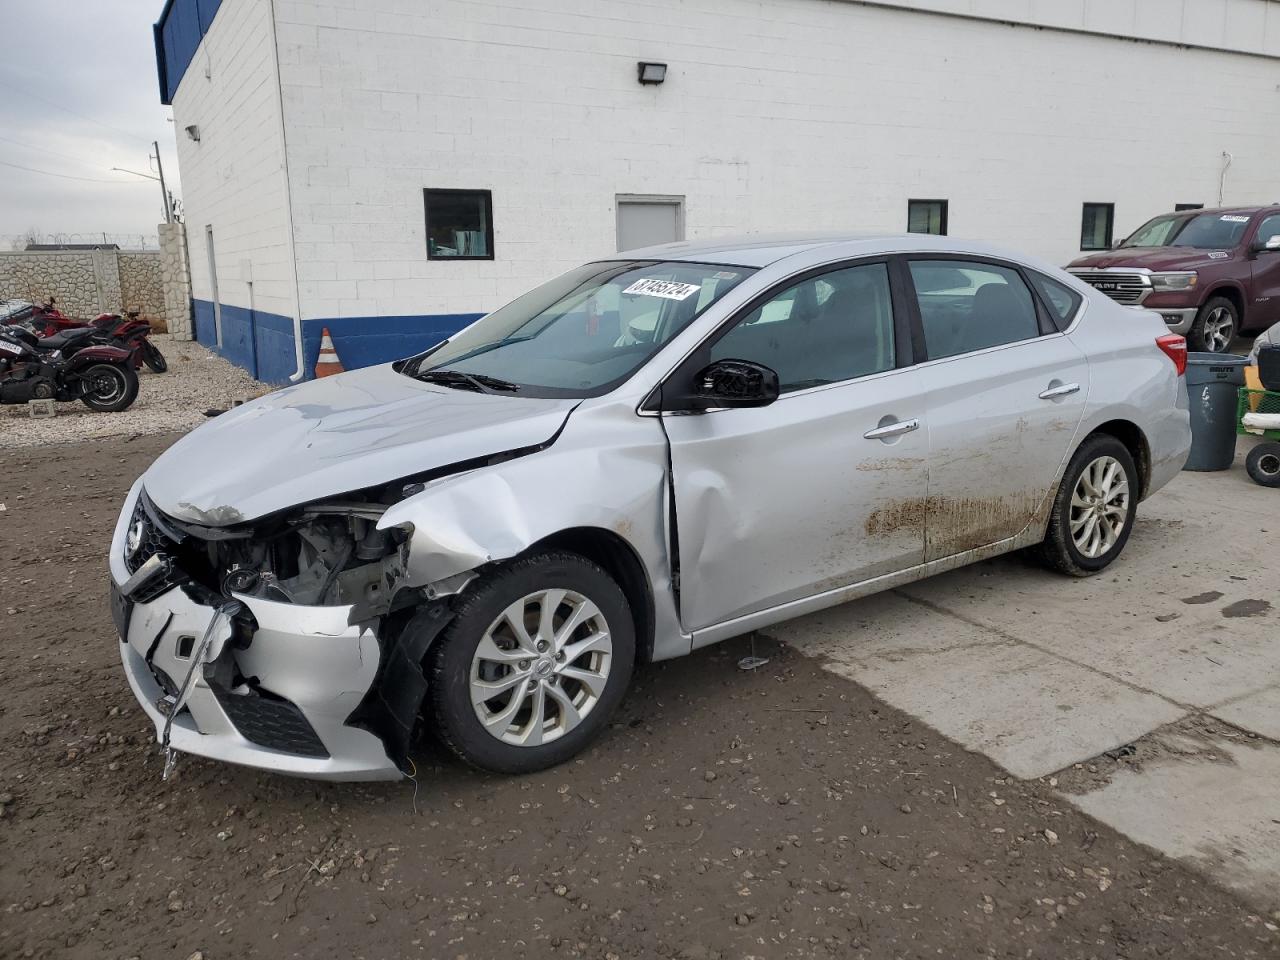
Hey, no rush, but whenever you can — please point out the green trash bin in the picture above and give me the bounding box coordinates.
[1184,352,1249,471]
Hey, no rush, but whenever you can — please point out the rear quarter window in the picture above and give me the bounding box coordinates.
[1028,273,1083,330]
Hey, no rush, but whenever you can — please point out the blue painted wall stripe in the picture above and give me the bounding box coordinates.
[191,299,478,382]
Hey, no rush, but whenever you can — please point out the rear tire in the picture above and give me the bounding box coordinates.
[1246,441,1280,487]
[429,551,634,774]
[78,363,139,412]
[1188,296,1238,354]
[142,340,167,373]
[1036,434,1138,577]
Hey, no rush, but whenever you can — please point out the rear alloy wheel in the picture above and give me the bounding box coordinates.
[1189,296,1237,353]
[429,551,634,774]
[1036,434,1137,576]
[79,363,139,412]
[1246,441,1280,487]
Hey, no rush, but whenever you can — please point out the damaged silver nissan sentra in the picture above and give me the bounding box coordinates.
[109,234,1191,781]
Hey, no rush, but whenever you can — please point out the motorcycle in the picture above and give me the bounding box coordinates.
[20,298,167,373]
[0,325,139,412]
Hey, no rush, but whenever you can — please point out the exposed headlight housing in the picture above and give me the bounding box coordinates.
[1150,271,1198,292]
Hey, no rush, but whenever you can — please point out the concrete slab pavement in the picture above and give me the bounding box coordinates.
[771,439,1280,912]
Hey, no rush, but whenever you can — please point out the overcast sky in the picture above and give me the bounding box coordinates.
[0,0,181,248]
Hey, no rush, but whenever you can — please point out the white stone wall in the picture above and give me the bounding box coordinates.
[169,0,296,320]
[159,222,194,339]
[0,252,100,315]
[260,0,1280,321]
[119,252,165,318]
[0,250,162,318]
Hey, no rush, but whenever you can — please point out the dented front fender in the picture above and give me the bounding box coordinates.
[377,402,690,661]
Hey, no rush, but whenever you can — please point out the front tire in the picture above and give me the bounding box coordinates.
[1036,434,1138,577]
[1188,296,1238,354]
[142,340,167,373]
[1246,441,1280,487]
[429,551,635,774]
[78,363,139,412]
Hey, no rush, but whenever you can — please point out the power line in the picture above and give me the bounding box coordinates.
[0,77,154,145]
[0,133,98,167]
[0,159,144,184]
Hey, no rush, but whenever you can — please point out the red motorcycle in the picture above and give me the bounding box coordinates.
[0,325,139,412]
[21,298,167,373]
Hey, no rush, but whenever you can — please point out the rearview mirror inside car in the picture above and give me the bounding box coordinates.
[685,359,780,410]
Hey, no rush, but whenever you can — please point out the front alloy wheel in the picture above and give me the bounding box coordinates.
[1190,297,1237,354]
[429,551,634,774]
[470,589,613,746]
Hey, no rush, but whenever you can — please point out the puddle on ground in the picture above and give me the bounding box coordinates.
[1221,599,1272,618]
[1182,591,1224,604]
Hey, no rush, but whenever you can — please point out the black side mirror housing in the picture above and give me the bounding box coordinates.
[681,359,780,410]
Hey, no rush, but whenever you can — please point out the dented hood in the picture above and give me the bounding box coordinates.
[143,364,578,525]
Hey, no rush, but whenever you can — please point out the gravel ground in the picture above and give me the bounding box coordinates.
[0,336,268,448]
[1,436,1276,960]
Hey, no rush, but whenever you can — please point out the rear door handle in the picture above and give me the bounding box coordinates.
[1039,382,1081,400]
[863,418,920,440]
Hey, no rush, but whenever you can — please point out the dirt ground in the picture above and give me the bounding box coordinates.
[1,435,1277,960]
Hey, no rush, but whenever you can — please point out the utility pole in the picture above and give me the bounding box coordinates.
[153,141,173,223]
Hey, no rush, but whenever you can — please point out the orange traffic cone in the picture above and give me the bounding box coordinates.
[314,327,344,378]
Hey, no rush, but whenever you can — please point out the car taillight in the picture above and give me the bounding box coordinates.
[1156,334,1187,376]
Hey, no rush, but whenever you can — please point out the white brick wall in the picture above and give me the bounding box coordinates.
[178,0,1280,323]
[171,0,295,319]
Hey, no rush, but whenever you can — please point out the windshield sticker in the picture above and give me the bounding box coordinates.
[1220,215,1250,223]
[623,278,702,301]
[1208,251,1229,259]
[713,271,740,280]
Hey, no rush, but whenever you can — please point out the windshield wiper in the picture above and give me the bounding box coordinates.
[416,368,520,393]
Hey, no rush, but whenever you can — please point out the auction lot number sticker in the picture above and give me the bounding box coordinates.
[624,278,702,300]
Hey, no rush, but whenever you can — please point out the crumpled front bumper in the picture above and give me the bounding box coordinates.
[109,483,402,781]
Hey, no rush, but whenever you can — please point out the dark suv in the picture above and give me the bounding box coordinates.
[1068,206,1280,352]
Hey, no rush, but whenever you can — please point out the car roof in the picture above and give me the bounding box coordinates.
[609,232,1052,269]
[1166,205,1280,218]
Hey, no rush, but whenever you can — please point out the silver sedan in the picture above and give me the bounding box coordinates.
[108,235,1191,780]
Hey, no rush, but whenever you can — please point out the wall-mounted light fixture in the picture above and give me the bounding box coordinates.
[185,124,201,142]
[637,61,667,85]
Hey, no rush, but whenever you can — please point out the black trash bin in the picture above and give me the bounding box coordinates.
[1184,352,1249,471]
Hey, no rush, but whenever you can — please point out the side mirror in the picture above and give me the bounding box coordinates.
[682,359,780,410]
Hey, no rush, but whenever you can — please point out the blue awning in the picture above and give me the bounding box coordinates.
[154,0,223,104]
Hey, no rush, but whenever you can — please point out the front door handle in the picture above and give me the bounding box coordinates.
[863,417,920,440]
[1039,382,1081,400]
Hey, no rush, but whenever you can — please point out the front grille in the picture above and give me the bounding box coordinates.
[124,494,186,601]
[212,686,330,758]
[1070,271,1151,305]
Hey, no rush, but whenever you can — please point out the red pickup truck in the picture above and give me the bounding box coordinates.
[1067,205,1280,353]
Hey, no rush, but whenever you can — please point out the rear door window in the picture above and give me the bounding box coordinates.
[908,261,1040,360]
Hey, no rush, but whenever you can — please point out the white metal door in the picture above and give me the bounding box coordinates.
[205,224,222,347]
[617,197,683,252]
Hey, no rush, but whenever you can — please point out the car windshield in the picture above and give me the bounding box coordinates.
[1122,212,1252,249]
[400,260,754,397]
